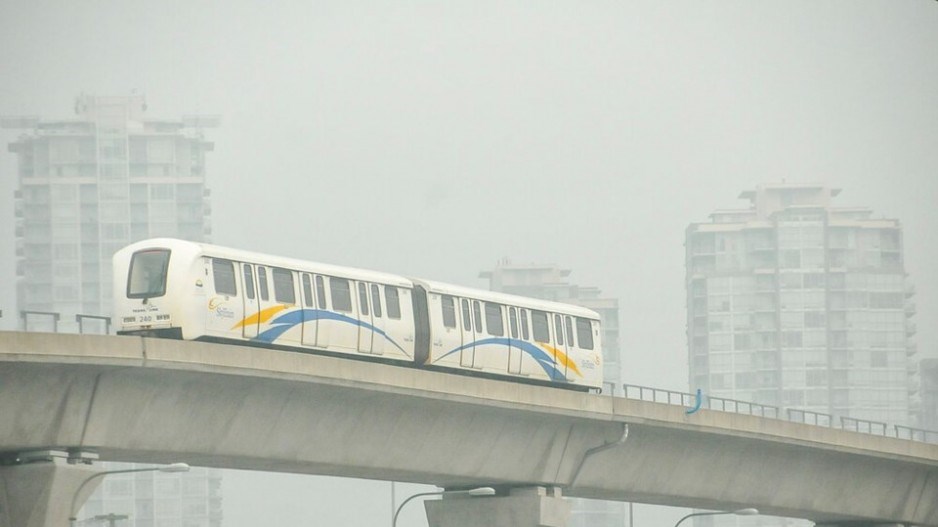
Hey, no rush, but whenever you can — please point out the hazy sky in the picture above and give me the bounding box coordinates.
[1,1,936,525]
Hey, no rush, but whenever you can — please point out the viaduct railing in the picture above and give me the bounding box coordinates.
[621,383,938,445]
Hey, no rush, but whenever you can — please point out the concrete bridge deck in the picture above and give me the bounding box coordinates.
[0,331,936,525]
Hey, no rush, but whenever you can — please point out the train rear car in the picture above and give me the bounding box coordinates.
[416,279,604,391]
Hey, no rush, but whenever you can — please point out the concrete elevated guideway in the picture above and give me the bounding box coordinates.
[0,331,936,527]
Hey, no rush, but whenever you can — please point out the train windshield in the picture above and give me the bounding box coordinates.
[127,249,171,298]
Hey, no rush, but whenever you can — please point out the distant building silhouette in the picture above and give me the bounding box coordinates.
[685,183,918,527]
[3,94,222,526]
[479,260,623,527]
[4,94,216,332]
[920,359,938,430]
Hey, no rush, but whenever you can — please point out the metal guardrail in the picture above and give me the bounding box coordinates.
[621,383,938,445]
[622,384,696,406]
[707,396,779,419]
[841,416,888,436]
[895,425,938,443]
[787,408,833,427]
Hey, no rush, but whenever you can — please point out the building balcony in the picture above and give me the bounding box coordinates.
[907,342,917,356]
[907,322,917,336]
[905,302,916,316]
[905,284,916,297]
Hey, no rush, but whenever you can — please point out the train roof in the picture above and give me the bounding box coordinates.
[120,238,414,287]
[413,278,601,319]
[119,239,600,319]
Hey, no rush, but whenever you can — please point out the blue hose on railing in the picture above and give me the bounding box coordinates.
[686,388,702,415]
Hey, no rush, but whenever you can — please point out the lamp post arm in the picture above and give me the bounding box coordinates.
[69,467,170,525]
[392,491,442,527]
[674,511,723,527]
[70,472,109,527]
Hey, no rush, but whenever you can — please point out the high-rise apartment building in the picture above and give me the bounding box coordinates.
[685,183,916,428]
[479,261,623,527]
[4,95,221,526]
[5,94,215,331]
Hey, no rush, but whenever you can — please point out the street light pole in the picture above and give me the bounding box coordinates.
[392,487,495,527]
[674,508,759,527]
[69,463,190,527]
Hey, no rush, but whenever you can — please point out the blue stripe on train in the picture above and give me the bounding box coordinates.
[437,337,568,382]
[253,308,408,355]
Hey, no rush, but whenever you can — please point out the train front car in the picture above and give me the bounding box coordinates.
[113,238,204,339]
[416,280,604,392]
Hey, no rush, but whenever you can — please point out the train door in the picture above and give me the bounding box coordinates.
[507,307,523,374]
[300,273,318,348]
[356,281,374,354]
[564,314,577,377]
[270,268,300,347]
[240,263,260,339]
[369,283,386,355]
[326,276,358,352]
[552,313,569,381]
[205,258,240,337]
[313,275,331,350]
[459,298,474,367]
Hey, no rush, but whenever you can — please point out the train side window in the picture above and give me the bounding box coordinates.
[212,259,237,296]
[554,314,565,346]
[472,300,482,333]
[243,265,255,300]
[315,275,327,309]
[532,310,550,343]
[441,295,456,328]
[272,268,295,304]
[331,277,352,312]
[508,308,518,339]
[302,274,314,307]
[519,308,529,340]
[485,303,504,336]
[565,316,575,347]
[257,266,269,301]
[358,282,370,316]
[385,286,401,319]
[576,318,594,350]
[371,284,382,318]
[461,299,471,330]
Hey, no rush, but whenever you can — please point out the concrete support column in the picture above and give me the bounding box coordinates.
[0,453,103,527]
[425,486,571,527]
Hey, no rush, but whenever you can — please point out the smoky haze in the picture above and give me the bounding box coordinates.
[1,1,936,526]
